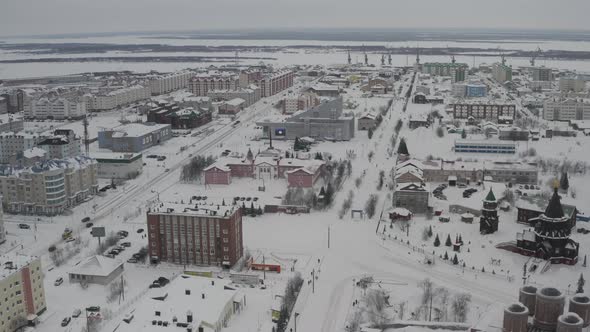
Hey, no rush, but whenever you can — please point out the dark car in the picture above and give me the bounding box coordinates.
[18,223,30,229]
[121,242,131,247]
[146,155,158,159]
[86,223,94,228]
[61,317,71,327]
[201,196,207,200]
[137,228,144,233]
[234,196,240,201]
[81,217,91,223]
[86,306,100,312]
[157,277,170,286]
[253,197,259,202]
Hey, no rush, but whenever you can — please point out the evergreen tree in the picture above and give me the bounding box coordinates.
[433,234,440,247]
[315,152,323,160]
[445,234,452,247]
[461,129,467,139]
[444,251,449,260]
[222,199,226,206]
[427,225,433,238]
[242,202,246,210]
[458,234,463,244]
[368,128,374,139]
[560,172,570,191]
[482,267,485,273]
[584,255,587,268]
[453,254,459,265]
[257,206,263,215]
[285,151,290,158]
[577,273,585,293]
[324,183,334,206]
[397,138,409,155]
[246,148,254,161]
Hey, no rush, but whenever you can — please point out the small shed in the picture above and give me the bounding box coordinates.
[68,255,124,285]
[461,213,474,223]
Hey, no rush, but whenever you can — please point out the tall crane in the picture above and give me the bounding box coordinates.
[83,115,90,156]
[530,46,542,67]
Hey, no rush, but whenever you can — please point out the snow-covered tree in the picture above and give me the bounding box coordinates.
[445,234,452,247]
[560,172,569,191]
[434,234,440,247]
[397,138,409,155]
[577,273,585,293]
[246,148,254,161]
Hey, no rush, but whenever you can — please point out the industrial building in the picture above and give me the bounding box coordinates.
[92,152,143,179]
[98,123,172,153]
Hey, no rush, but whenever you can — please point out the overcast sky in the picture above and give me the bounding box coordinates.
[2,0,590,36]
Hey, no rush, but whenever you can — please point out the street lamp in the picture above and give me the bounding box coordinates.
[294,312,300,332]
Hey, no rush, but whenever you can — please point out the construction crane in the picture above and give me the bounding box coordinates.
[83,115,90,156]
[530,46,542,67]
[381,54,385,66]
[451,55,456,64]
[388,53,392,65]
[347,50,351,65]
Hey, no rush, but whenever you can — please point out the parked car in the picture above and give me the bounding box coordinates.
[18,223,30,229]
[146,155,158,159]
[201,196,207,200]
[86,223,94,228]
[81,217,91,223]
[86,306,100,312]
[72,309,82,318]
[246,197,251,201]
[123,313,134,323]
[127,258,138,263]
[108,250,119,256]
[253,197,259,202]
[118,230,129,238]
[104,253,116,259]
[66,237,76,243]
[137,228,144,233]
[121,242,131,247]
[54,277,64,286]
[157,277,170,286]
[61,317,71,327]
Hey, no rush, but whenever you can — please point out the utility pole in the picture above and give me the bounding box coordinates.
[327,226,330,249]
[294,312,300,332]
[83,115,90,156]
[263,255,266,280]
[311,269,315,293]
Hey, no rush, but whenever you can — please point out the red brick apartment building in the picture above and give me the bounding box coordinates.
[148,203,243,268]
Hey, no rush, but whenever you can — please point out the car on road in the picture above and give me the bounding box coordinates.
[246,197,251,201]
[253,197,259,202]
[86,222,94,228]
[61,317,71,327]
[157,156,166,161]
[121,242,131,247]
[104,253,116,258]
[108,250,119,256]
[81,217,91,223]
[86,306,100,312]
[18,223,30,229]
[146,155,158,159]
[118,230,129,238]
[137,228,144,233]
[72,309,82,318]
[54,277,63,286]
[127,258,138,263]
[66,237,76,243]
[201,196,207,200]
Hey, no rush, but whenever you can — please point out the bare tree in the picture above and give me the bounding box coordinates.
[366,289,389,327]
[451,293,472,322]
[364,194,379,219]
[345,310,362,332]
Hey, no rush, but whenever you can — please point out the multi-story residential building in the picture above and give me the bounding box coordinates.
[283,91,320,114]
[98,123,172,153]
[559,77,586,92]
[148,71,192,95]
[0,113,24,134]
[532,67,553,81]
[0,255,47,331]
[452,84,467,98]
[543,98,590,121]
[189,74,240,97]
[257,97,355,141]
[147,202,243,268]
[24,95,88,120]
[0,90,25,113]
[208,87,261,107]
[447,101,516,121]
[36,130,81,160]
[239,69,294,97]
[0,133,42,164]
[492,63,513,83]
[147,101,212,129]
[422,62,468,83]
[89,85,151,111]
[0,156,98,215]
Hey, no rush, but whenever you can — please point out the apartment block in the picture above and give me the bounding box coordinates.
[149,72,192,95]
[189,74,240,97]
[543,98,590,121]
[0,255,47,331]
[148,203,243,268]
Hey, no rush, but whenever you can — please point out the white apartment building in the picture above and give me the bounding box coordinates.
[492,63,512,83]
[0,130,80,164]
[0,133,42,164]
[24,96,88,120]
[190,74,240,97]
[149,71,192,95]
[559,77,586,93]
[89,85,151,111]
[0,255,47,331]
[0,156,98,215]
[543,98,590,121]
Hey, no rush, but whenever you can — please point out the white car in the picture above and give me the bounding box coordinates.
[54,277,63,286]
[72,309,82,318]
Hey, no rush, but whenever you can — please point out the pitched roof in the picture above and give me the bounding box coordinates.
[544,188,564,219]
[484,188,496,202]
[69,255,123,277]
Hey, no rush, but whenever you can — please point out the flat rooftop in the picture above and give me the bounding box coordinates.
[0,254,39,279]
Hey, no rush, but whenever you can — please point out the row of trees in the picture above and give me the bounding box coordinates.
[276,273,304,332]
[418,278,471,322]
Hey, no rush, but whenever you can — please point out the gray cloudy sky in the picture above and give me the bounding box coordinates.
[1,0,589,36]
